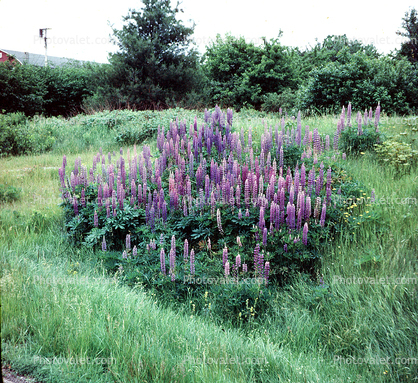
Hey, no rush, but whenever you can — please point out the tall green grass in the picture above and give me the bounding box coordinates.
[1,110,417,382]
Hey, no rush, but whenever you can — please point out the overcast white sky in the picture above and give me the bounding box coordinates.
[0,0,415,63]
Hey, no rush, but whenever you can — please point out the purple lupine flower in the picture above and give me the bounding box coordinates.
[371,189,375,203]
[102,236,107,251]
[314,197,321,219]
[305,195,311,221]
[81,189,86,207]
[263,227,268,247]
[242,263,248,273]
[224,261,230,278]
[184,239,189,263]
[357,112,363,135]
[302,222,308,245]
[217,208,223,234]
[236,254,241,269]
[238,209,242,219]
[222,246,228,267]
[94,210,98,227]
[126,234,131,250]
[284,244,288,253]
[320,203,327,227]
[169,248,176,282]
[342,153,347,160]
[237,236,242,247]
[347,102,352,127]
[133,246,137,257]
[160,248,166,275]
[300,164,306,188]
[259,206,265,231]
[162,201,167,222]
[122,250,128,259]
[264,261,270,285]
[374,103,381,131]
[190,248,195,275]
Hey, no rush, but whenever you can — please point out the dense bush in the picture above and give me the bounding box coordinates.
[375,140,418,177]
[0,184,21,203]
[0,61,97,117]
[203,34,297,110]
[299,53,418,115]
[0,112,55,156]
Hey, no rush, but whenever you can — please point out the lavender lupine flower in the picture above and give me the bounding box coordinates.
[259,206,265,231]
[242,263,248,273]
[238,209,243,219]
[222,246,228,267]
[374,103,381,131]
[236,254,241,269]
[245,208,250,217]
[371,189,376,203]
[263,227,268,247]
[190,248,195,275]
[122,251,128,259]
[302,222,308,245]
[169,248,176,282]
[184,239,189,263]
[300,164,306,188]
[133,246,137,257]
[320,203,327,227]
[305,195,311,221]
[264,261,270,285]
[126,234,131,250]
[160,248,166,275]
[217,208,224,234]
[102,236,107,251]
[347,102,352,127]
[342,153,347,160]
[357,112,363,135]
[94,210,98,227]
[224,261,230,278]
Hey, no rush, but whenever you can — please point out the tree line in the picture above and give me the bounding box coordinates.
[1,0,417,116]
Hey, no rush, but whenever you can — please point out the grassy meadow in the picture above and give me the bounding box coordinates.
[1,108,417,383]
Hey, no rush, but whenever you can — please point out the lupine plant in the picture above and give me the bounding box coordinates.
[59,105,373,319]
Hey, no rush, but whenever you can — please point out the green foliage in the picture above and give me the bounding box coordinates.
[203,34,297,110]
[396,7,418,64]
[0,184,21,203]
[261,88,298,114]
[108,0,202,109]
[375,140,418,177]
[0,62,96,117]
[0,112,55,156]
[299,52,418,115]
[339,125,384,155]
[115,111,174,145]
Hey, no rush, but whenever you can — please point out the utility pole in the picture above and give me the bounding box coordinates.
[39,28,51,66]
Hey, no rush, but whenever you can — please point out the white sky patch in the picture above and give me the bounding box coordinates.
[0,0,414,63]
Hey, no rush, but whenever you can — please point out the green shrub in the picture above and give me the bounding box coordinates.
[339,126,384,155]
[261,89,298,114]
[0,184,21,203]
[375,140,418,177]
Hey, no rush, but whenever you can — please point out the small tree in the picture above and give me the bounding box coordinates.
[396,8,418,64]
[109,0,201,108]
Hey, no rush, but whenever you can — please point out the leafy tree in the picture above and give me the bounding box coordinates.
[396,8,418,64]
[203,34,297,110]
[109,0,202,109]
[296,35,379,81]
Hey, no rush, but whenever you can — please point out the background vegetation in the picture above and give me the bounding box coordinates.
[1,4,417,117]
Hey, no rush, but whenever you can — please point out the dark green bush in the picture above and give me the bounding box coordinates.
[0,184,22,203]
[339,126,384,155]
